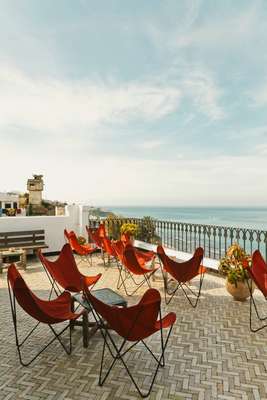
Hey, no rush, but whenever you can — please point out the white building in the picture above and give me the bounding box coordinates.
[0,192,19,211]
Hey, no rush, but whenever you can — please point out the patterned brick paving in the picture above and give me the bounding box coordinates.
[0,255,266,400]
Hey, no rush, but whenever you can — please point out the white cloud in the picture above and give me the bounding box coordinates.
[254,143,267,156]
[0,64,181,135]
[174,4,264,51]
[139,140,164,150]
[250,82,267,107]
[1,141,266,207]
[181,70,225,120]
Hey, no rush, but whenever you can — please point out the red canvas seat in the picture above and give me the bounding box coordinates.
[120,233,155,265]
[113,239,155,267]
[86,226,103,249]
[64,229,97,266]
[112,239,125,263]
[157,246,205,307]
[38,244,102,347]
[246,250,267,332]
[38,243,101,294]
[114,243,159,296]
[101,236,117,259]
[83,285,176,398]
[86,224,108,265]
[7,264,84,366]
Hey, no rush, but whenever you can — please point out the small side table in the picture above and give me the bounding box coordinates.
[0,249,27,273]
[72,288,127,347]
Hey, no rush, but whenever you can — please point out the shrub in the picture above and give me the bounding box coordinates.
[106,214,121,240]
[120,222,139,237]
[137,216,157,243]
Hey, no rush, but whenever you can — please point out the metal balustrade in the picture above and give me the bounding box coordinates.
[88,217,267,261]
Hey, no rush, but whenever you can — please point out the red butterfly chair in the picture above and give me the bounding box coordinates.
[246,250,267,332]
[87,222,107,242]
[121,233,156,265]
[38,244,102,346]
[83,285,176,398]
[115,238,155,266]
[117,244,159,296]
[86,225,107,264]
[112,240,156,294]
[112,239,125,261]
[100,236,118,267]
[86,226,102,249]
[112,240,129,289]
[64,229,97,266]
[98,222,107,238]
[7,264,84,366]
[157,246,205,307]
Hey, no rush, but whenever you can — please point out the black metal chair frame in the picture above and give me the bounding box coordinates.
[64,235,95,267]
[75,251,94,267]
[246,278,267,333]
[116,259,156,297]
[40,265,92,348]
[102,251,117,269]
[160,262,205,308]
[8,280,73,367]
[85,296,174,398]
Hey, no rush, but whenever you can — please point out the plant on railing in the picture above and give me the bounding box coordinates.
[136,216,160,244]
[106,213,122,239]
[120,222,139,238]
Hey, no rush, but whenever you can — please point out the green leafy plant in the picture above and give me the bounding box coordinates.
[136,216,161,244]
[219,243,251,286]
[106,214,121,239]
[120,222,139,237]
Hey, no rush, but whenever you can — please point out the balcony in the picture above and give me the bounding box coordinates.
[0,224,266,399]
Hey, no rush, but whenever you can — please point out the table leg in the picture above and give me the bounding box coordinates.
[0,254,3,274]
[82,311,89,348]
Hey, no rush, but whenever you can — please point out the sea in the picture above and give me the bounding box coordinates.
[106,206,267,231]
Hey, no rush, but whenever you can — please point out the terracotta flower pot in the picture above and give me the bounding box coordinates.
[225,279,254,301]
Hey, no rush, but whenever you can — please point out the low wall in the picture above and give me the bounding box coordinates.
[0,205,87,253]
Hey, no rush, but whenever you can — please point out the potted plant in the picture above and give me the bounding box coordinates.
[120,223,139,244]
[219,243,253,301]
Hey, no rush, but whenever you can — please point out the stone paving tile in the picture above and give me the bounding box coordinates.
[0,254,266,400]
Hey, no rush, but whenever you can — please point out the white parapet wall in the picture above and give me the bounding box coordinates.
[0,204,90,253]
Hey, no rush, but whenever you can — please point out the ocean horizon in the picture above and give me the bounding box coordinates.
[105,206,267,230]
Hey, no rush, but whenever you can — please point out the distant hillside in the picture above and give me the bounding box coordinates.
[88,207,115,218]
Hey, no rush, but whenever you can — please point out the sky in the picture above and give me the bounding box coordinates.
[1,0,267,207]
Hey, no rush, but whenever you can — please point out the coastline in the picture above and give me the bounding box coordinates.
[104,206,267,230]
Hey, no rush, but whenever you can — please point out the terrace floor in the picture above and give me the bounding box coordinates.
[0,255,266,400]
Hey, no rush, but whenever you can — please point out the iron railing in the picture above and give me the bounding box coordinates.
[88,217,267,261]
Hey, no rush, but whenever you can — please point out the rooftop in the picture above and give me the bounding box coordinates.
[0,255,266,400]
